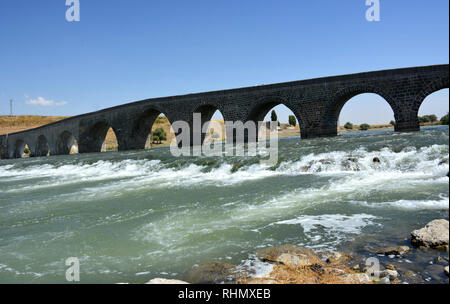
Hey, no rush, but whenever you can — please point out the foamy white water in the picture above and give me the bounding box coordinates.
[0,126,448,283]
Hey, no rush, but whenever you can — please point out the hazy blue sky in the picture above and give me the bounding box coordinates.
[0,0,448,124]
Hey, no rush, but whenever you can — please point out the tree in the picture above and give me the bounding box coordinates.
[428,114,438,123]
[344,122,353,130]
[419,114,437,124]
[151,127,167,144]
[288,115,297,127]
[419,116,430,124]
[359,123,370,131]
[390,120,396,126]
[441,113,449,125]
[271,110,278,122]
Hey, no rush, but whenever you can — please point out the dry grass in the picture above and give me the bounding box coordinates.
[0,115,69,135]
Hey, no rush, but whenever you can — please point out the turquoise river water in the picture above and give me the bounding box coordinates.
[0,126,448,283]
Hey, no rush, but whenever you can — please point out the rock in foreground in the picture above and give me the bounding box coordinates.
[256,245,322,268]
[244,245,370,284]
[376,246,410,256]
[146,278,189,284]
[411,219,449,249]
[184,262,237,284]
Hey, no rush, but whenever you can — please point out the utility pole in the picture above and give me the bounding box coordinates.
[9,99,13,117]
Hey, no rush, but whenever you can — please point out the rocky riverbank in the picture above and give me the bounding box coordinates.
[145,219,449,285]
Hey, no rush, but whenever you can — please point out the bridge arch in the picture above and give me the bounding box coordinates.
[323,86,396,135]
[130,107,175,150]
[415,78,450,116]
[57,131,78,155]
[193,104,227,144]
[35,135,50,157]
[80,121,119,153]
[14,139,28,158]
[246,97,303,140]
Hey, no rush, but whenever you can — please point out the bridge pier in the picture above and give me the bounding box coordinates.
[395,119,420,132]
[300,125,338,139]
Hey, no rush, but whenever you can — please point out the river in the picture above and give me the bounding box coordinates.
[0,126,448,283]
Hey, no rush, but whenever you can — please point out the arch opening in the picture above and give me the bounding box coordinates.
[88,121,118,152]
[133,108,175,149]
[57,131,78,155]
[248,103,301,141]
[418,88,449,126]
[194,105,226,145]
[105,128,118,151]
[35,135,50,157]
[14,139,30,158]
[337,93,395,134]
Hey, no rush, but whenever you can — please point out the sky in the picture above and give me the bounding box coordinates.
[0,0,448,124]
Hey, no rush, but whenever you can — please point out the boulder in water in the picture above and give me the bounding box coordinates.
[376,246,410,256]
[256,245,322,268]
[372,157,381,163]
[411,219,449,249]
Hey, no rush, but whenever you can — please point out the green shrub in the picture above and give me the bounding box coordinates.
[428,114,438,122]
[344,122,353,130]
[271,110,277,122]
[440,113,449,125]
[419,116,430,123]
[359,123,370,131]
[288,115,297,127]
[151,127,167,144]
[390,120,396,126]
[419,115,438,124]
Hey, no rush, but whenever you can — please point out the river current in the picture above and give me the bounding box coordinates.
[0,126,448,283]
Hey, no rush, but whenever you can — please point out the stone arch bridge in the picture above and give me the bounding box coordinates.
[0,64,448,159]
